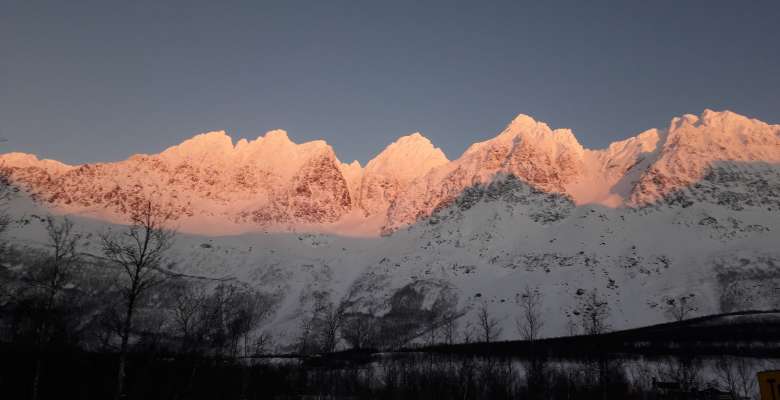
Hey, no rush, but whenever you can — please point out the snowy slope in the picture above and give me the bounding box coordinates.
[1,109,779,346]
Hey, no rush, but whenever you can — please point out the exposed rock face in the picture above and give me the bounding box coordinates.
[288,150,353,223]
[628,110,780,207]
[357,133,448,217]
[0,130,359,232]
[1,109,778,235]
[1,109,779,344]
[384,114,587,231]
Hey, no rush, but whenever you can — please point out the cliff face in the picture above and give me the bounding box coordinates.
[627,110,780,207]
[1,109,778,235]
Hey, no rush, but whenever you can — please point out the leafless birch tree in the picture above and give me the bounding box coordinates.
[100,198,175,400]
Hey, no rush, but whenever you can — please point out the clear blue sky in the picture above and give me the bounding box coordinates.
[2,0,779,165]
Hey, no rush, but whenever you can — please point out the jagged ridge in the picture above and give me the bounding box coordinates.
[1,109,778,236]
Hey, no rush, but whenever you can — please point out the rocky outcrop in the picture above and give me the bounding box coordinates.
[1,109,778,236]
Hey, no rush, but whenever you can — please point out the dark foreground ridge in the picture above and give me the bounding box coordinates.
[416,310,780,358]
[2,311,779,399]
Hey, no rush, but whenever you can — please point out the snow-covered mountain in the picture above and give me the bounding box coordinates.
[0,128,451,235]
[1,109,779,345]
[387,110,780,231]
[2,109,776,236]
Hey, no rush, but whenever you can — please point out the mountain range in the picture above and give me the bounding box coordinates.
[2,109,777,237]
[1,109,779,344]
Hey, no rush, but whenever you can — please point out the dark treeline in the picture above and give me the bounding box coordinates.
[0,347,629,400]
[422,310,780,359]
[0,344,772,399]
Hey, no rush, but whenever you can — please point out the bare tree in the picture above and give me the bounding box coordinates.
[565,318,579,337]
[197,282,270,358]
[296,312,316,354]
[341,314,376,350]
[229,288,271,359]
[579,290,610,335]
[714,356,757,399]
[182,281,272,400]
[100,198,175,400]
[574,290,613,399]
[515,286,547,398]
[292,294,344,353]
[171,280,209,354]
[440,311,458,345]
[515,286,544,342]
[168,280,210,400]
[419,307,462,347]
[663,294,698,322]
[169,280,273,400]
[460,320,476,344]
[656,356,702,394]
[318,302,343,353]
[477,302,502,343]
[252,330,274,355]
[26,216,82,400]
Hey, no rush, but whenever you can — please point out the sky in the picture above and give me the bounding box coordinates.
[2,0,779,165]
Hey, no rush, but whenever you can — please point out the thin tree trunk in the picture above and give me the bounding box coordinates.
[31,320,47,400]
[114,327,130,400]
[32,288,55,400]
[115,291,136,400]
[31,352,42,400]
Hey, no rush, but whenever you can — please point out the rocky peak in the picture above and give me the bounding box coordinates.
[384,115,588,231]
[628,110,780,206]
[338,160,364,200]
[0,152,73,173]
[356,133,448,216]
[494,114,583,152]
[161,130,234,156]
[364,132,448,178]
[2,109,778,236]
